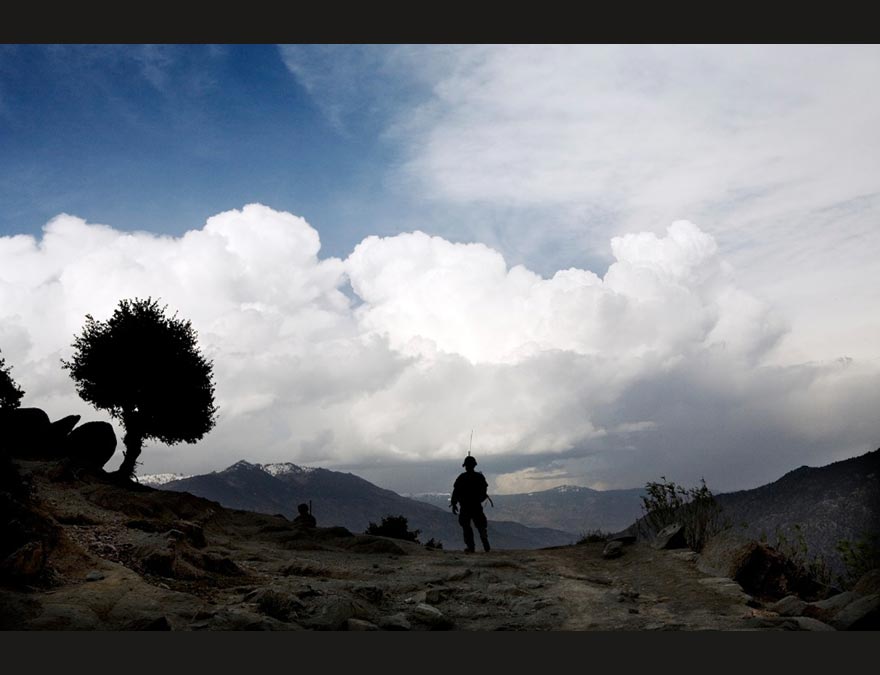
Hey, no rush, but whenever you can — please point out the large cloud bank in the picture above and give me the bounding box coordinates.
[281,45,880,367]
[1,204,877,492]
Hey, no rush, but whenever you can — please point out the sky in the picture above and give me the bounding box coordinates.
[1,44,878,496]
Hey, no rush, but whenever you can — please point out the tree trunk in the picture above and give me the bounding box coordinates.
[117,411,143,479]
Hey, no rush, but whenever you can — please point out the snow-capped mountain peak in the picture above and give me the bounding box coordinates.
[137,472,191,486]
[260,462,316,477]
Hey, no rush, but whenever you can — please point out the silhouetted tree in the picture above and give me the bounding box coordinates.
[365,514,421,542]
[0,351,24,410]
[62,298,217,479]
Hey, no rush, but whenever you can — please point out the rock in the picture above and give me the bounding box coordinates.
[787,616,836,631]
[134,542,242,580]
[0,541,47,581]
[653,523,687,550]
[138,547,190,579]
[175,521,206,548]
[353,585,384,604]
[602,541,624,559]
[165,529,187,542]
[522,579,544,589]
[311,597,373,630]
[803,591,860,622]
[25,603,101,630]
[255,588,303,622]
[617,589,640,602]
[281,563,328,577]
[85,570,106,582]
[488,582,528,597]
[65,421,117,469]
[48,415,81,453]
[853,569,880,596]
[830,593,880,630]
[444,568,474,582]
[378,613,411,631]
[412,603,453,629]
[208,609,293,631]
[697,577,752,602]
[1,408,51,458]
[163,524,207,549]
[729,541,819,600]
[404,590,427,604]
[769,595,808,616]
[425,587,452,604]
[346,618,379,631]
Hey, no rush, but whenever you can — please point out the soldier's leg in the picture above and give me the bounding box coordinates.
[458,512,475,552]
[474,510,490,552]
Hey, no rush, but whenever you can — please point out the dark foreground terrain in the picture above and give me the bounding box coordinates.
[3,458,878,630]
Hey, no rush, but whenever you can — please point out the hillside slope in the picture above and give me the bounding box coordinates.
[712,448,880,576]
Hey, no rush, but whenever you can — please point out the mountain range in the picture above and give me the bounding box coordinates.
[144,448,879,571]
[411,484,646,534]
[144,461,577,550]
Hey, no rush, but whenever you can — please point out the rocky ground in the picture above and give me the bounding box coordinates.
[2,459,877,631]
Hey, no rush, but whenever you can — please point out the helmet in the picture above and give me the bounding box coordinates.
[463,455,478,468]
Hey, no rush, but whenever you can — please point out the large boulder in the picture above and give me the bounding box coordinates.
[830,593,880,630]
[65,421,117,469]
[729,542,824,601]
[853,569,880,596]
[0,407,52,458]
[653,523,687,550]
[769,595,808,617]
[48,415,81,454]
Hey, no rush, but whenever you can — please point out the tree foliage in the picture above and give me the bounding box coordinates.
[0,351,24,411]
[62,297,217,478]
[365,514,421,543]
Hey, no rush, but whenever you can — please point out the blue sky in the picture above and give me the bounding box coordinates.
[1,45,878,494]
[0,45,408,260]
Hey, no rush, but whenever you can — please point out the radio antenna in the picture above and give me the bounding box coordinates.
[468,429,473,456]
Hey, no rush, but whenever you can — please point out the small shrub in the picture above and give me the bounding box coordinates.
[424,538,443,550]
[836,534,880,589]
[767,524,833,589]
[365,515,420,543]
[577,529,611,544]
[639,476,728,552]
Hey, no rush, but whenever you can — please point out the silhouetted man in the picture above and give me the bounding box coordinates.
[451,455,491,553]
[293,502,316,528]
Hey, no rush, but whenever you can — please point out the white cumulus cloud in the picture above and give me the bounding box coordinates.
[1,204,877,493]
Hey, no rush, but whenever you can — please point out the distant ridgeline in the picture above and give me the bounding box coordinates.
[143,448,879,567]
[146,460,576,550]
[713,448,880,577]
[410,485,647,534]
